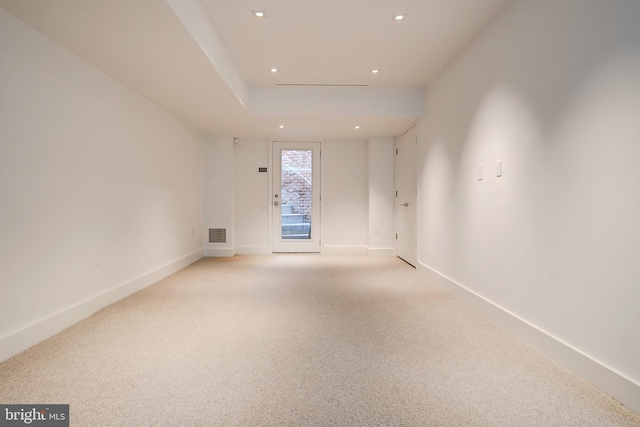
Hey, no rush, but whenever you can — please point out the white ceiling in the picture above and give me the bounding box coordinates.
[0,0,510,139]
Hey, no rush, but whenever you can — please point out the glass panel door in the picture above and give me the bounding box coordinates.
[280,149,313,240]
[272,141,321,252]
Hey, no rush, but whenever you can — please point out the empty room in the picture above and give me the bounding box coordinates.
[1,0,639,425]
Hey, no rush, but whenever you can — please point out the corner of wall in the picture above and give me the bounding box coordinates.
[367,247,396,257]
[417,262,640,415]
[0,250,203,364]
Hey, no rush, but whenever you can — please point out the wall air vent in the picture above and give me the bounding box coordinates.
[209,228,226,243]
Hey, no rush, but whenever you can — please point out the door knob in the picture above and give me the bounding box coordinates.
[400,202,409,207]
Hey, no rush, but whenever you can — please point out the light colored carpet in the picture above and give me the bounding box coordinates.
[1,255,639,426]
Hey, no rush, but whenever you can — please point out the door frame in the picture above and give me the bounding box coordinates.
[269,140,322,253]
[394,125,418,266]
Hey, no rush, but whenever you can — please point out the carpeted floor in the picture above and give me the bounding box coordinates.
[1,255,639,426]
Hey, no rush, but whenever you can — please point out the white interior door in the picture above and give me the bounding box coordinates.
[272,141,321,253]
[395,126,418,266]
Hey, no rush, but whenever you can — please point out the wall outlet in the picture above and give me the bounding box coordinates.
[374,226,380,235]
[94,253,101,267]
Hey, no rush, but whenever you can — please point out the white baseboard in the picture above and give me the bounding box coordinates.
[367,247,395,256]
[204,247,235,257]
[417,262,640,415]
[0,249,203,364]
[321,245,368,255]
[235,246,271,255]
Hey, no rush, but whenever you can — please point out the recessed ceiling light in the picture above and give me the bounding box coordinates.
[271,68,278,73]
[252,10,267,18]
[392,13,407,21]
[355,125,360,129]
[371,69,380,74]
[279,125,285,129]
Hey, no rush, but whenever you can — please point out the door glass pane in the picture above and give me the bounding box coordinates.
[281,149,312,240]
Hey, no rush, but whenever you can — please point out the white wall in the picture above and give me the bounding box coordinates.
[367,137,396,255]
[322,140,369,254]
[203,136,235,256]
[418,0,640,412]
[0,10,204,362]
[202,138,371,254]
[234,138,270,253]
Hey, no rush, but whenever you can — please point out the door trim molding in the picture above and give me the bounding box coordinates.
[394,125,418,266]
[270,140,323,253]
